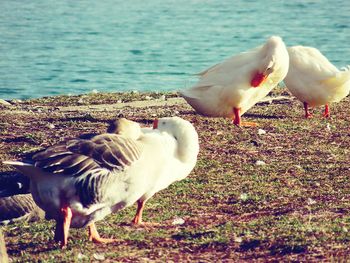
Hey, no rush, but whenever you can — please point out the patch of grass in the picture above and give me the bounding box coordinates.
[1,90,350,261]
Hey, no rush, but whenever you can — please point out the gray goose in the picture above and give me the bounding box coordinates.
[4,117,199,248]
[0,173,43,225]
[0,194,44,225]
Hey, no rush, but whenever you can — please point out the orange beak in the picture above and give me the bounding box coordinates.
[251,72,268,88]
[153,119,159,129]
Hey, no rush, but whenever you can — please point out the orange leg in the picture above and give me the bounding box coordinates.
[232,108,241,126]
[132,199,146,225]
[132,199,160,227]
[323,104,330,118]
[88,223,116,244]
[303,102,312,118]
[55,206,72,249]
[232,107,257,127]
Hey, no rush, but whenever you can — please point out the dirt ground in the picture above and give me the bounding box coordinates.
[0,90,349,262]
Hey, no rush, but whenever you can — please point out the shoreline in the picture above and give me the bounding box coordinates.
[0,90,293,113]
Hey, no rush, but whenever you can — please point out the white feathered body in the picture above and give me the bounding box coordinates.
[180,36,290,117]
[5,118,199,228]
[284,46,350,107]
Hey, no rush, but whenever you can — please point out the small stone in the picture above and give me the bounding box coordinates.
[255,160,266,166]
[326,123,331,131]
[117,99,122,103]
[77,252,87,260]
[258,129,266,135]
[77,98,84,104]
[12,99,23,104]
[307,198,316,205]
[47,123,55,129]
[159,95,166,101]
[0,99,11,106]
[93,253,105,261]
[172,217,185,225]
[145,96,152,100]
[239,193,248,201]
[91,89,98,94]
[234,237,243,243]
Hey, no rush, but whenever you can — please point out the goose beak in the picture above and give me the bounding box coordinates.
[251,72,268,88]
[153,119,159,129]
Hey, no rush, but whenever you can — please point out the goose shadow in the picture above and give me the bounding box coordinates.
[0,171,30,197]
[243,113,287,120]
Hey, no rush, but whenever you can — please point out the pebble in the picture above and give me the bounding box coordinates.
[0,99,11,106]
[234,237,243,243]
[307,198,316,205]
[257,129,266,135]
[172,217,185,225]
[77,253,87,260]
[239,193,248,201]
[47,123,55,129]
[255,160,266,166]
[93,253,105,261]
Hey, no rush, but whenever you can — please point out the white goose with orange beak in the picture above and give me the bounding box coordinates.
[180,36,289,126]
[3,117,199,249]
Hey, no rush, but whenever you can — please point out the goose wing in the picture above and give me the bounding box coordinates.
[32,133,142,177]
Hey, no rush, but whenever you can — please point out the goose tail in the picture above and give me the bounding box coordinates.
[3,161,38,178]
[322,66,350,87]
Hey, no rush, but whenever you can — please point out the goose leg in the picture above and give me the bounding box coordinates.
[132,199,159,226]
[232,108,241,126]
[303,102,312,118]
[132,199,146,225]
[55,206,72,249]
[323,104,330,118]
[232,107,257,127]
[88,223,116,244]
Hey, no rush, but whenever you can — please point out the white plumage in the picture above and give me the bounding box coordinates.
[3,117,199,248]
[180,36,289,125]
[284,46,350,118]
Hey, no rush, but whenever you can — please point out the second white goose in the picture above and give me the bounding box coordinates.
[180,36,290,126]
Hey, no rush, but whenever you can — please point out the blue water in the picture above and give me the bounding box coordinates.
[0,0,349,99]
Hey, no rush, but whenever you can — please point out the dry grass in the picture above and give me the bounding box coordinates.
[0,90,349,262]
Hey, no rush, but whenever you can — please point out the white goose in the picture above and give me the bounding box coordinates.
[3,117,199,248]
[284,46,350,118]
[180,36,289,126]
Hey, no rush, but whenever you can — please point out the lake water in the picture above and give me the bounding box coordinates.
[0,0,349,99]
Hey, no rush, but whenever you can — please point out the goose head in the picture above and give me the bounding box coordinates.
[251,36,289,87]
[153,117,199,163]
[107,118,142,140]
